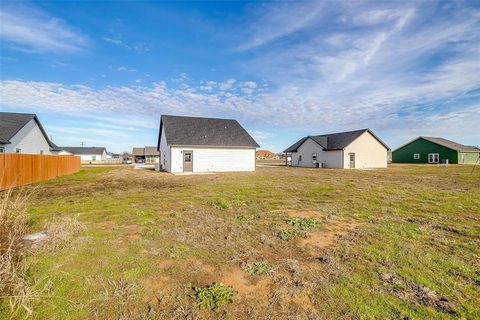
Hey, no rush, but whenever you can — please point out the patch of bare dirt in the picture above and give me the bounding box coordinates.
[300,219,361,251]
[285,209,328,219]
[220,266,272,306]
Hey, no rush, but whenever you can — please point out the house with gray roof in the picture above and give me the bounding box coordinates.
[392,136,479,164]
[58,147,108,163]
[131,146,160,164]
[284,129,389,169]
[157,115,259,173]
[0,112,60,155]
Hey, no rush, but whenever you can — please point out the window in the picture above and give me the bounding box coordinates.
[16,148,21,154]
[40,150,44,155]
[413,153,420,159]
[0,147,4,153]
[92,156,96,161]
[298,155,302,161]
[312,153,317,163]
[428,153,439,163]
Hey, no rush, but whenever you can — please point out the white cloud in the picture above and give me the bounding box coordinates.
[116,66,138,72]
[0,4,88,53]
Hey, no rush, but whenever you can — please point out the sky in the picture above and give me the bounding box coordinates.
[0,0,479,153]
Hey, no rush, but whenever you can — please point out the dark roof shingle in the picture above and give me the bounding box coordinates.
[132,146,159,156]
[0,112,59,150]
[59,147,106,155]
[284,129,389,152]
[159,115,259,148]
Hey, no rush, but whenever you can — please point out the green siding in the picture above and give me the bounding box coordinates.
[392,138,459,164]
[459,152,480,164]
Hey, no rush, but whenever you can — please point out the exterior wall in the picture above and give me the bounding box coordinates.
[79,151,107,162]
[1,119,52,155]
[459,152,480,164]
[169,147,256,173]
[53,150,73,156]
[291,138,343,168]
[392,138,458,164]
[159,126,171,172]
[343,131,388,169]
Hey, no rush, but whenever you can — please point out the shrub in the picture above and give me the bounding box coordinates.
[195,283,234,310]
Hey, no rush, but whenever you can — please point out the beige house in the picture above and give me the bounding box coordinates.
[284,129,389,169]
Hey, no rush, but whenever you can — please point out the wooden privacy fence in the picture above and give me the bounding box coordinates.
[0,154,81,190]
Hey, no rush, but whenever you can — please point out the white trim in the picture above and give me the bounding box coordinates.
[428,153,439,163]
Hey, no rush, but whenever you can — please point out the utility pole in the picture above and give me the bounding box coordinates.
[81,142,85,147]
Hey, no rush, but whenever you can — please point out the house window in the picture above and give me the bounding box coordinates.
[40,150,44,155]
[312,153,317,163]
[16,148,21,154]
[428,153,439,163]
[92,156,96,161]
[0,147,4,153]
[298,155,302,161]
[413,153,420,159]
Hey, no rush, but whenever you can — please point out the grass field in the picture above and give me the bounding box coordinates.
[1,165,479,319]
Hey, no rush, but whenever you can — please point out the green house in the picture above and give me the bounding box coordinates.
[392,137,479,164]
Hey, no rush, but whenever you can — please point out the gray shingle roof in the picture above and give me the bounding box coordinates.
[421,137,479,152]
[132,146,159,156]
[59,147,106,155]
[284,129,389,152]
[0,112,60,150]
[158,115,259,148]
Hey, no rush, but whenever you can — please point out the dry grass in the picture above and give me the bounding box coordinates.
[0,188,34,317]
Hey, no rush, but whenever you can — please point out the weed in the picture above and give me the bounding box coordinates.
[195,283,234,310]
[279,217,320,240]
[243,261,274,276]
[167,244,191,258]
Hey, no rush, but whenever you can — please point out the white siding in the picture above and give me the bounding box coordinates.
[79,151,107,162]
[291,138,343,168]
[170,147,255,173]
[343,131,388,168]
[158,126,171,172]
[1,119,52,154]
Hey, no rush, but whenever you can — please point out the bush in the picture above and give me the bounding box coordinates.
[195,283,234,310]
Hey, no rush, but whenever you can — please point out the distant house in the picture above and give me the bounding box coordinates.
[157,115,259,173]
[132,146,160,164]
[392,137,480,164]
[256,150,279,160]
[58,147,108,163]
[284,129,389,169]
[0,112,61,155]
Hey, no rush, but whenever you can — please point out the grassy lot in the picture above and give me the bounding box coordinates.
[1,165,479,319]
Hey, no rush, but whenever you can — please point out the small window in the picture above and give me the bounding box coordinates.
[0,147,4,153]
[299,155,302,161]
[40,150,44,155]
[312,153,317,163]
[92,156,96,161]
[16,148,21,154]
[413,153,420,159]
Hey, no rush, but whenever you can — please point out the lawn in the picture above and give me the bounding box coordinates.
[1,165,479,319]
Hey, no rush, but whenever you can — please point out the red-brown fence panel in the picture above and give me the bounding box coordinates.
[0,154,81,190]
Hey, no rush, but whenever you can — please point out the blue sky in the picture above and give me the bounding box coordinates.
[1,0,479,153]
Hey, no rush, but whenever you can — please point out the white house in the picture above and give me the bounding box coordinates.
[58,147,108,163]
[157,115,259,173]
[284,129,389,169]
[0,112,61,155]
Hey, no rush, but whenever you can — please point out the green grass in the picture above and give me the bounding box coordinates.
[1,164,479,319]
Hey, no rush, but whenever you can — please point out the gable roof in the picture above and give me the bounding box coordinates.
[132,146,160,156]
[394,136,479,153]
[158,115,259,148]
[256,150,276,158]
[0,112,60,150]
[59,147,106,155]
[284,129,389,153]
